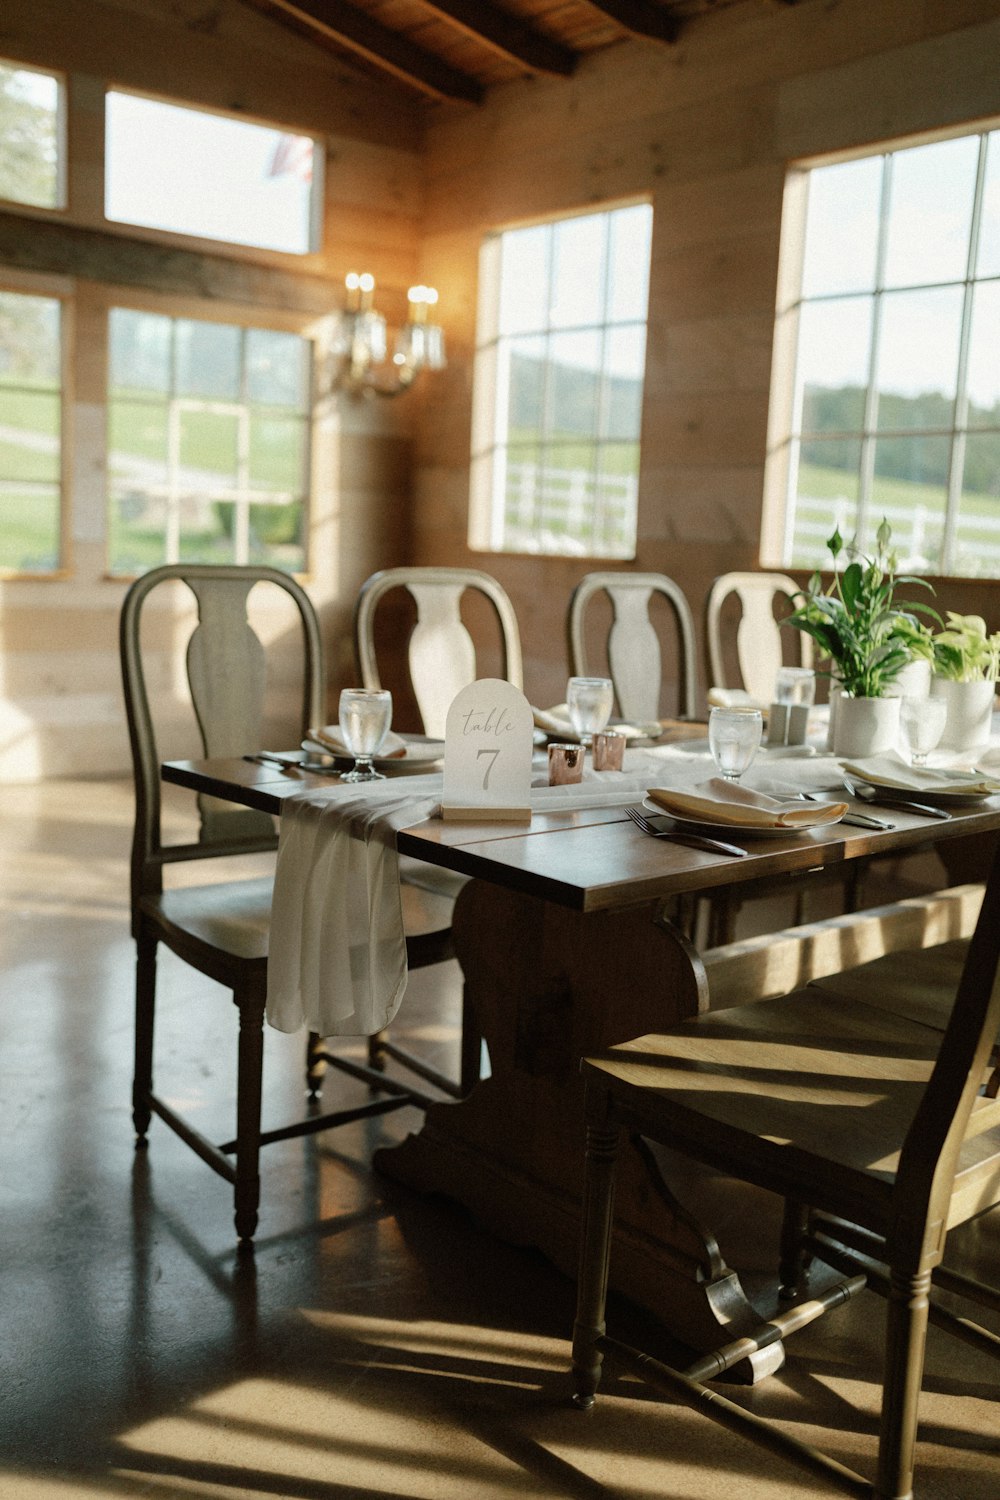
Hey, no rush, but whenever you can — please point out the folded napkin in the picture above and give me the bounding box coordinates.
[307,723,407,759]
[841,752,1000,796]
[647,776,847,829]
[531,704,658,741]
[266,778,440,1037]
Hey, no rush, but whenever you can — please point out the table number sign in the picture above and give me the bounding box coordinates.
[441,678,533,822]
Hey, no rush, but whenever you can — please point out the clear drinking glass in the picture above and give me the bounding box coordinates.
[774,666,816,708]
[709,706,762,783]
[898,694,947,767]
[566,676,614,749]
[338,688,392,782]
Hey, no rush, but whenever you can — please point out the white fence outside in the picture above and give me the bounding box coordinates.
[793,495,1000,576]
[503,460,637,557]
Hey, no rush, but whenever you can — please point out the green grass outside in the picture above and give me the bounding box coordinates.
[1,388,307,571]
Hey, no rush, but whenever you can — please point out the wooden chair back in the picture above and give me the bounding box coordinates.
[567,571,698,722]
[119,564,324,920]
[353,567,523,739]
[893,841,1000,1256]
[706,570,810,702]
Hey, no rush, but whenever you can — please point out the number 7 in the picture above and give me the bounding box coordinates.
[477,748,500,790]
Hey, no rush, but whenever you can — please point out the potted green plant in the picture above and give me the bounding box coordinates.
[785,519,938,756]
[929,612,1000,751]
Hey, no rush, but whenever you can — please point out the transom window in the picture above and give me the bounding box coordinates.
[0,288,63,574]
[0,59,63,210]
[470,202,652,559]
[771,127,1000,575]
[105,92,319,255]
[107,308,312,576]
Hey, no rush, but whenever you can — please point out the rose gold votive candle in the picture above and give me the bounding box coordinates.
[592,728,626,771]
[548,742,584,785]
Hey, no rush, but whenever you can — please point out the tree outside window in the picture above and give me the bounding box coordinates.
[0,60,62,210]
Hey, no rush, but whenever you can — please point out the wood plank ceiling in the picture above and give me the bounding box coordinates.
[239,0,799,104]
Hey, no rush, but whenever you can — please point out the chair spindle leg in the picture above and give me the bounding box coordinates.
[572,1109,621,1410]
[875,1264,933,1500]
[133,932,157,1142]
[233,985,266,1245]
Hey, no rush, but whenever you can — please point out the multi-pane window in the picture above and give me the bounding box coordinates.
[0,289,62,573]
[105,92,318,255]
[0,60,62,210]
[107,309,312,575]
[470,203,652,559]
[775,129,1000,575]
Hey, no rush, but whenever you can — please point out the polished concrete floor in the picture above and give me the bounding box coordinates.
[1,778,997,1499]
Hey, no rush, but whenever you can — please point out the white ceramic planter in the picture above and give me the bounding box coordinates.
[832,693,901,758]
[930,677,997,752]
[887,659,932,700]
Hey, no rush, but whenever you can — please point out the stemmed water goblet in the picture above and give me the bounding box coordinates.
[338,688,392,782]
[566,676,614,751]
[708,706,763,783]
[898,694,947,768]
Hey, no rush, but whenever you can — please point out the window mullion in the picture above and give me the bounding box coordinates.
[941,134,989,573]
[857,153,892,553]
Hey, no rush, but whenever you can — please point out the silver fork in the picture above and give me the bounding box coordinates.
[624,804,749,858]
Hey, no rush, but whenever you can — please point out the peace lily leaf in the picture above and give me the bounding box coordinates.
[782,518,942,697]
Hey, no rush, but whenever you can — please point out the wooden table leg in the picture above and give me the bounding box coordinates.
[376,878,784,1383]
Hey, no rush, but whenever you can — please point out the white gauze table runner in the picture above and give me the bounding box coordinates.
[265,756,680,1038]
[265,738,867,1038]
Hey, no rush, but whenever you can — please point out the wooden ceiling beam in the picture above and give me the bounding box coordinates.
[415,0,577,76]
[583,0,679,43]
[260,0,483,102]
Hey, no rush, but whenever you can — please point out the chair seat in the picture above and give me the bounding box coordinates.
[584,988,1000,1234]
[141,877,273,965]
[809,937,969,1032]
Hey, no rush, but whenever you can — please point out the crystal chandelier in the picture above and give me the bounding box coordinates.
[325,272,446,397]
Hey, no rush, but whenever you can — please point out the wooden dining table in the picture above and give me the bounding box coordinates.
[163,742,1000,1381]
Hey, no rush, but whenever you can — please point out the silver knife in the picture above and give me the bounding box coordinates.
[855,795,950,821]
[840,809,896,830]
[243,752,341,778]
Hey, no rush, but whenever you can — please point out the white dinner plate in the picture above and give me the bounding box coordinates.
[302,733,445,769]
[843,775,993,808]
[642,796,835,839]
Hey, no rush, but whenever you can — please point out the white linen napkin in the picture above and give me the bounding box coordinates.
[266,777,441,1037]
[647,776,847,829]
[841,751,1000,795]
[532,704,658,741]
[306,724,408,759]
[706,687,768,712]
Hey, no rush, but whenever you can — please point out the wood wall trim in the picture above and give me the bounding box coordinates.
[0,211,335,313]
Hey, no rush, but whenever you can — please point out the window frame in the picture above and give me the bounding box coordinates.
[468,198,653,562]
[762,118,1000,578]
[0,269,72,580]
[102,287,318,580]
[102,86,324,260]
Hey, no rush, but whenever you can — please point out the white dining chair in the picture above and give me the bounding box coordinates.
[567,571,698,723]
[706,570,810,702]
[353,565,525,1092]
